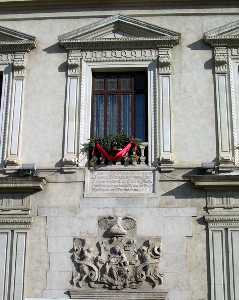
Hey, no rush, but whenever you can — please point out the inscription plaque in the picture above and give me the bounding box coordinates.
[85,170,154,196]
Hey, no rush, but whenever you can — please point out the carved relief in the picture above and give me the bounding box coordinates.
[77,49,160,62]
[158,49,171,74]
[214,47,228,73]
[71,216,162,290]
[68,51,81,76]
[13,52,26,77]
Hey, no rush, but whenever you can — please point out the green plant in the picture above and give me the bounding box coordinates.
[81,133,141,167]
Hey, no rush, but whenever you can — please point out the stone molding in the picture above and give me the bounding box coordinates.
[0,192,33,229]
[0,215,32,229]
[190,174,239,188]
[0,25,36,52]
[0,176,46,192]
[204,20,239,166]
[0,26,36,167]
[205,214,239,228]
[68,290,168,299]
[58,14,180,50]
[204,19,239,47]
[59,15,180,166]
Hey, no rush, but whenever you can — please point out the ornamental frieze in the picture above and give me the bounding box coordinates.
[70,216,162,290]
[76,49,160,62]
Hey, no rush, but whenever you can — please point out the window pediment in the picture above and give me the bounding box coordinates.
[204,19,239,46]
[58,14,180,50]
[0,25,36,52]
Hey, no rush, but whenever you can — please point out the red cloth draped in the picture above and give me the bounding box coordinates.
[94,142,136,161]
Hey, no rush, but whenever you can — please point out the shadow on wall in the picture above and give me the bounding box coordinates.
[187,39,213,70]
[43,43,68,72]
[161,181,206,199]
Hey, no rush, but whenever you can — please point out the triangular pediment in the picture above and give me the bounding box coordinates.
[204,20,239,46]
[0,25,36,52]
[59,15,180,50]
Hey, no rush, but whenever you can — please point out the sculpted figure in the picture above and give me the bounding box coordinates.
[71,217,162,290]
[72,240,99,288]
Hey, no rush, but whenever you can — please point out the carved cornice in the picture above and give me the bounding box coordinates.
[59,15,180,51]
[0,176,47,192]
[205,214,239,227]
[0,25,36,53]
[0,214,32,229]
[204,20,239,47]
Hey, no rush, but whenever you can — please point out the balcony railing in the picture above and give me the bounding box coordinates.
[89,142,148,167]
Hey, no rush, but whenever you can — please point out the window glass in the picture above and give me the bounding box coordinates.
[0,72,3,110]
[91,72,148,141]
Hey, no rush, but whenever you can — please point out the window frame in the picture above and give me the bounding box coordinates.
[79,61,158,166]
[0,26,36,168]
[59,15,180,168]
[91,71,148,140]
[0,63,12,166]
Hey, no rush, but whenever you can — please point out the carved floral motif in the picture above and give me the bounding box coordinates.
[71,216,162,290]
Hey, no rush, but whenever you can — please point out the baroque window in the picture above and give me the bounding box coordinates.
[59,15,180,167]
[0,26,36,168]
[204,20,239,168]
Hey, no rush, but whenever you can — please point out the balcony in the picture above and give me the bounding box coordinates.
[87,142,149,168]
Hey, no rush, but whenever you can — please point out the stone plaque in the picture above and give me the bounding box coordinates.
[85,170,154,195]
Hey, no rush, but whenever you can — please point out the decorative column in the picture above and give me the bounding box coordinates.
[0,194,32,300]
[62,51,81,166]
[158,49,173,170]
[213,47,233,166]
[5,53,26,167]
[205,191,239,300]
[0,54,12,165]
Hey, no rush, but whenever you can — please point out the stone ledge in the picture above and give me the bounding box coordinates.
[0,176,46,192]
[67,290,168,299]
[190,174,239,188]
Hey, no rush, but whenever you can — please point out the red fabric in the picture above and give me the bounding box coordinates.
[95,142,135,161]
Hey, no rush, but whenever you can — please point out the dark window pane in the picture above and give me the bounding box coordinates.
[0,73,3,110]
[107,78,117,91]
[107,95,117,135]
[121,78,130,91]
[94,95,104,137]
[95,78,104,90]
[135,94,146,141]
[122,95,132,136]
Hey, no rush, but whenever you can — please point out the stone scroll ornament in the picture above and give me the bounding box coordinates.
[71,216,162,290]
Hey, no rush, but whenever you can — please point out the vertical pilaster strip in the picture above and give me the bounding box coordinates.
[63,51,81,166]
[6,52,25,167]
[209,228,228,300]
[228,229,239,300]
[0,231,10,300]
[78,60,92,167]
[147,62,156,166]
[10,231,27,300]
[214,47,233,165]
[0,62,11,165]
[158,49,173,163]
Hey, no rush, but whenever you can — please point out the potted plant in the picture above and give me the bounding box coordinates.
[81,133,141,168]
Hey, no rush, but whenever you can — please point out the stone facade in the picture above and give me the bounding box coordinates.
[0,2,239,300]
